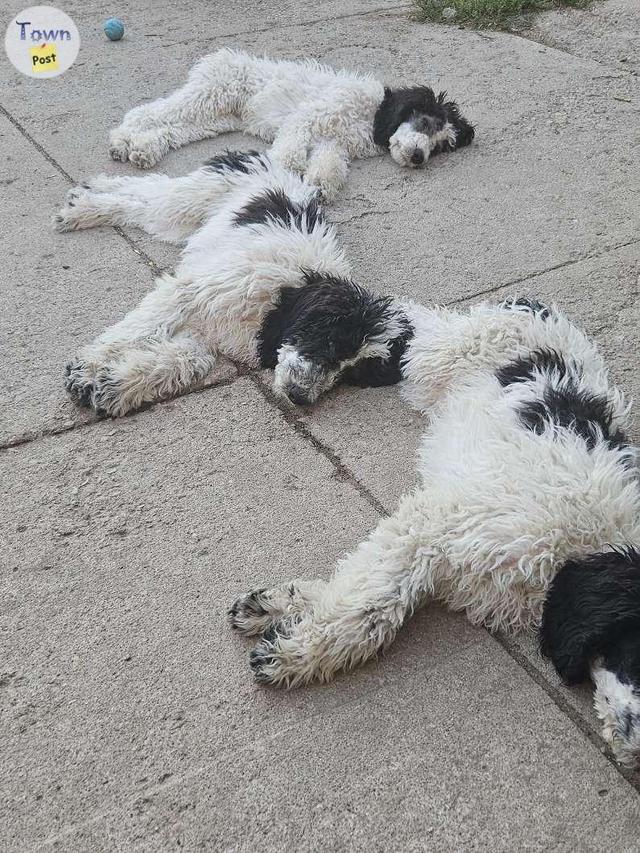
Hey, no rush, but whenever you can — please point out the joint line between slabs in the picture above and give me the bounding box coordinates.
[0,103,164,277]
[444,236,640,307]
[494,631,640,795]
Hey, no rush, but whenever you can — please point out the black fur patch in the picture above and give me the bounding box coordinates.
[234,188,322,231]
[496,349,568,388]
[373,86,475,152]
[340,325,412,388]
[257,272,411,388]
[203,149,265,174]
[540,547,640,685]
[500,296,551,319]
[518,382,627,452]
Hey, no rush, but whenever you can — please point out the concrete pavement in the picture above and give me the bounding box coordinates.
[2,0,640,848]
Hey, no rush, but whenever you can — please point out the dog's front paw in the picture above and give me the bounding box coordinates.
[248,618,321,688]
[249,623,295,686]
[108,127,131,162]
[125,131,166,169]
[229,589,274,636]
[309,180,338,205]
[65,360,100,409]
[53,188,99,232]
[65,359,126,416]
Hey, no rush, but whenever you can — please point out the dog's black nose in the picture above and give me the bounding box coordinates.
[411,149,425,166]
[287,385,310,406]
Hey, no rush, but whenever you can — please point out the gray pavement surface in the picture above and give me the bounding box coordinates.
[2,0,640,848]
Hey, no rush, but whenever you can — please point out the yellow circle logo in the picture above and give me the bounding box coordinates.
[5,5,80,78]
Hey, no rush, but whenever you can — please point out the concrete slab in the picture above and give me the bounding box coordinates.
[0,115,237,447]
[3,0,640,847]
[2,379,381,847]
[28,624,640,851]
[524,0,640,75]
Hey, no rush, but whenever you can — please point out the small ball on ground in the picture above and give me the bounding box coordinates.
[103,18,125,41]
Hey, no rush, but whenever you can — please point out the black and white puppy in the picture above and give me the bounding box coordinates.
[108,49,474,199]
[55,151,412,416]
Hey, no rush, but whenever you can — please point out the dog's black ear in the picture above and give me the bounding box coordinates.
[341,356,402,388]
[341,334,408,388]
[257,286,301,368]
[540,549,640,685]
[436,92,475,150]
[372,88,397,147]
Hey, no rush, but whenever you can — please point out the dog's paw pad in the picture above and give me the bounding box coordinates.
[229,588,272,635]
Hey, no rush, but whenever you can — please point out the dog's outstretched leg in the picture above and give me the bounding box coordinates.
[269,114,316,177]
[242,490,447,687]
[65,273,217,416]
[108,49,250,167]
[54,166,244,242]
[401,303,536,414]
[305,141,349,202]
[229,580,326,636]
[70,332,216,416]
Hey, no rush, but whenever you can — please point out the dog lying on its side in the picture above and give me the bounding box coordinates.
[55,151,412,416]
[108,48,475,199]
[229,297,640,765]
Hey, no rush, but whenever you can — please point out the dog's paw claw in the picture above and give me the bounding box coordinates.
[249,626,281,684]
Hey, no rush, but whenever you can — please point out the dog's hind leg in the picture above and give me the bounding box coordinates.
[241,490,447,687]
[109,49,253,167]
[54,164,249,242]
[113,116,243,170]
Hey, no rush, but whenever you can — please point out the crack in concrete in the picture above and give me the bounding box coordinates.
[334,207,393,224]
[444,235,640,307]
[0,370,245,452]
[247,372,390,517]
[494,632,640,793]
[513,24,639,79]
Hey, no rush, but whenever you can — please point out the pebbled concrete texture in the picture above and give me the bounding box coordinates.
[3,0,640,847]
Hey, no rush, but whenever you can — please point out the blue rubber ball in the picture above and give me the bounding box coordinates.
[104,17,124,40]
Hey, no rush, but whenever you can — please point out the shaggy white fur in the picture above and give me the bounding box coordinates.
[230,301,640,755]
[109,48,385,200]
